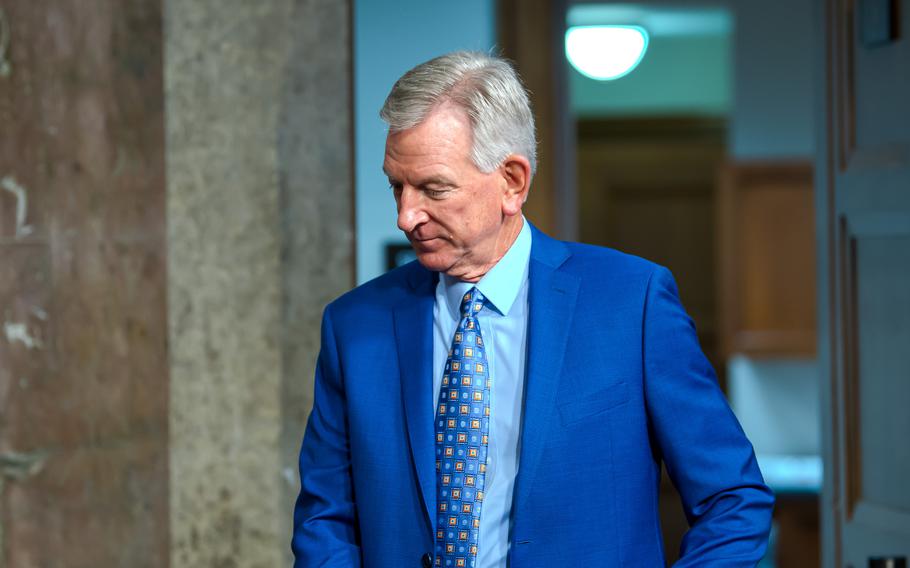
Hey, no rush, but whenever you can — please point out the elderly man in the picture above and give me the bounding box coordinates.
[292,51,773,567]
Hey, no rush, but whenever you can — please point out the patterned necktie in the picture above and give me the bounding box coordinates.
[434,287,491,568]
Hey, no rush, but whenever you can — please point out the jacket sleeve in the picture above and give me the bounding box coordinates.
[292,304,362,567]
[642,265,775,566]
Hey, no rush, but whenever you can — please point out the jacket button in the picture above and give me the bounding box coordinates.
[421,552,432,568]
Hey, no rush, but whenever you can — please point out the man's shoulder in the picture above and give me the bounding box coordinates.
[326,260,431,317]
[527,223,662,280]
[545,238,676,318]
[555,238,664,282]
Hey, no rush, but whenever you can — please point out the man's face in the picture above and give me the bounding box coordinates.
[383,102,513,279]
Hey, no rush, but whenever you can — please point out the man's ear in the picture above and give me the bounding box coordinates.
[500,155,532,216]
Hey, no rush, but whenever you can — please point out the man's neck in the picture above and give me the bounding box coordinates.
[447,215,524,283]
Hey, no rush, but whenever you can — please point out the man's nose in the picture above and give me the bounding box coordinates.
[396,186,428,233]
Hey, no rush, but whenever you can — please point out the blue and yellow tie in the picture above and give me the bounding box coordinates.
[434,287,491,568]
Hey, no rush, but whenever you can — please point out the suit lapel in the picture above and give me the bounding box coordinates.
[394,265,438,531]
[513,225,579,515]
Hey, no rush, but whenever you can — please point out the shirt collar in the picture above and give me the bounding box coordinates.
[441,216,531,318]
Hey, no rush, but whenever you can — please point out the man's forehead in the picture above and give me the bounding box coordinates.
[382,160,457,184]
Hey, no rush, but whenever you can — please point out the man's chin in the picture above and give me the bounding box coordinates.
[414,251,454,273]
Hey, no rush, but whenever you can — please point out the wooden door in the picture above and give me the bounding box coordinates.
[819,0,910,565]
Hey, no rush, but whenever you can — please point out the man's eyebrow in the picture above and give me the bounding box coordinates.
[381,172,455,188]
[383,171,402,187]
[417,176,455,188]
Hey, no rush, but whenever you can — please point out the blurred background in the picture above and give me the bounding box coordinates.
[0,0,907,567]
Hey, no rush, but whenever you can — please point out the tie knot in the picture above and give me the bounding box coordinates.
[460,287,485,318]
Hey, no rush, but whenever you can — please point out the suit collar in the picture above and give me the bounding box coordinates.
[528,220,572,270]
[404,258,436,292]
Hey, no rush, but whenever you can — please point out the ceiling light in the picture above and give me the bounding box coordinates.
[565,25,650,81]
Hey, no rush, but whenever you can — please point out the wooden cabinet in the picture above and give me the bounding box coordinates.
[717,162,816,358]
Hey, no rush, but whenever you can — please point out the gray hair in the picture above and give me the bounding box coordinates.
[380,51,537,177]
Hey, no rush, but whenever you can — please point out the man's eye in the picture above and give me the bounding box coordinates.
[424,188,447,198]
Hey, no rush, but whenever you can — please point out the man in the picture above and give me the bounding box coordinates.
[292,51,773,567]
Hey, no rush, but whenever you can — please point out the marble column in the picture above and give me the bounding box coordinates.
[165,0,353,566]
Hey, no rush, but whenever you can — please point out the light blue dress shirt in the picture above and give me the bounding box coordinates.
[432,217,531,568]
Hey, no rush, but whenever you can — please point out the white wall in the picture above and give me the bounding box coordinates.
[730,0,815,158]
[355,0,495,283]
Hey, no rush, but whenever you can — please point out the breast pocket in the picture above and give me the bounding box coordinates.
[557,381,630,426]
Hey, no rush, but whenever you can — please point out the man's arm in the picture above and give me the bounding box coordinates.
[292,304,362,567]
[642,266,774,567]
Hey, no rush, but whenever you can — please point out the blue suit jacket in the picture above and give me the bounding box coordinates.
[293,224,774,567]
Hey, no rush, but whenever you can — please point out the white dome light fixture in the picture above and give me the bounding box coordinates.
[565,25,650,81]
